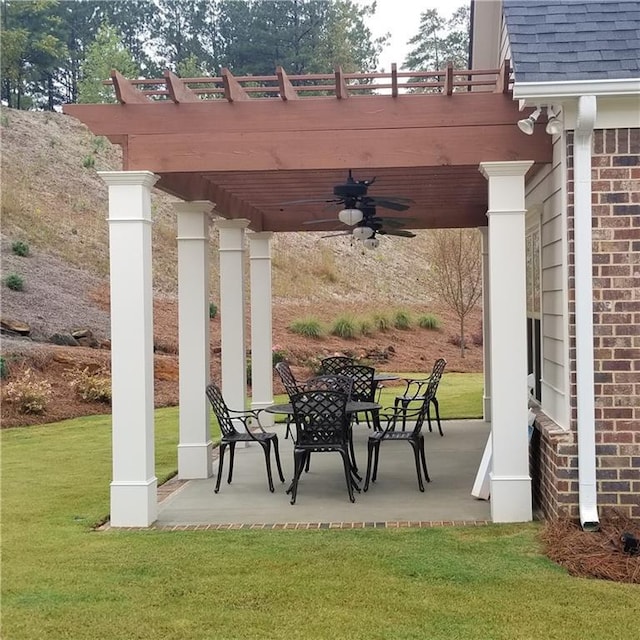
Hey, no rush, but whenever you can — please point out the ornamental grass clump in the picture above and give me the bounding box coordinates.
[330,315,357,339]
[3,368,52,414]
[393,310,412,330]
[372,313,390,332]
[418,314,440,330]
[289,317,324,339]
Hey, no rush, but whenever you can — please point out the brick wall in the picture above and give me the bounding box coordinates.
[561,128,639,520]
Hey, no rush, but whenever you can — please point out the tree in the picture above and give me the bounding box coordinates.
[428,229,482,357]
[403,5,470,72]
[77,23,138,103]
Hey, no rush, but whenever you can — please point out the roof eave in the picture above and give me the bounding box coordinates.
[514,77,640,103]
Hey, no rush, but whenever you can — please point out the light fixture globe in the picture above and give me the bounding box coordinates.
[338,208,363,226]
[363,236,380,250]
[352,226,374,241]
[545,117,563,135]
[517,107,541,135]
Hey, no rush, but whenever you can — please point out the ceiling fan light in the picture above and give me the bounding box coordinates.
[352,226,374,241]
[338,208,363,225]
[363,236,380,250]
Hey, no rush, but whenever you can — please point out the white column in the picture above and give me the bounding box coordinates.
[99,170,158,528]
[249,232,275,425]
[216,219,250,411]
[176,201,213,479]
[479,227,491,422]
[480,160,533,523]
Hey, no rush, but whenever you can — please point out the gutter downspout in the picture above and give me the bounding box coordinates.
[573,95,600,531]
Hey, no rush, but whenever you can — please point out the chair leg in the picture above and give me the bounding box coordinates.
[271,436,286,483]
[363,439,377,491]
[348,427,360,476]
[371,439,381,483]
[401,400,410,430]
[227,442,236,484]
[304,451,311,472]
[409,440,425,492]
[419,435,431,483]
[289,448,307,504]
[260,441,275,493]
[426,400,433,433]
[214,442,227,493]
[339,450,356,503]
[432,397,443,436]
[285,417,293,440]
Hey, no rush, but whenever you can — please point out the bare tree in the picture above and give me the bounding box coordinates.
[428,229,482,357]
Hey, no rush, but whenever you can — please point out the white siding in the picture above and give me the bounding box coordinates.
[525,134,570,428]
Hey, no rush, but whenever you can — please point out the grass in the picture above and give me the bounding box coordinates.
[2,394,638,639]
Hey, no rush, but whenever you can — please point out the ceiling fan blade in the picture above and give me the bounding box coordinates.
[279,197,339,205]
[321,232,350,238]
[371,216,414,227]
[302,218,340,225]
[380,228,417,238]
[368,198,411,212]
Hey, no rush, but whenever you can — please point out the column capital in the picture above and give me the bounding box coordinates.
[215,218,251,230]
[479,161,534,180]
[173,200,214,216]
[98,170,159,188]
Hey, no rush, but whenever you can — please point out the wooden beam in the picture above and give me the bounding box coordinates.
[111,70,152,104]
[63,92,525,137]
[495,59,511,94]
[221,68,250,102]
[125,124,552,173]
[445,62,454,96]
[276,66,299,101]
[335,66,349,99]
[164,70,199,103]
[391,63,398,98]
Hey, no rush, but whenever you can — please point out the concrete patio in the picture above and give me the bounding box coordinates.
[155,419,492,528]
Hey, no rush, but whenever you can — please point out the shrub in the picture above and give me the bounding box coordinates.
[209,303,218,319]
[11,240,29,257]
[330,315,357,339]
[67,367,111,403]
[393,310,412,330]
[246,358,252,386]
[4,273,24,291]
[418,314,440,330]
[272,345,287,365]
[448,334,466,349]
[372,313,390,332]
[0,356,7,379]
[82,155,95,168]
[289,318,324,339]
[472,330,483,346]
[3,368,52,414]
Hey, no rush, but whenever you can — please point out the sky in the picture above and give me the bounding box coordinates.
[357,0,468,71]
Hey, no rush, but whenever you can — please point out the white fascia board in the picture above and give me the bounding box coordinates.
[514,78,640,102]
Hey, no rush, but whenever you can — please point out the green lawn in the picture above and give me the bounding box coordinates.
[2,375,638,640]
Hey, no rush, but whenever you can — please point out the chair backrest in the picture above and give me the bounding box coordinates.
[274,361,301,397]
[303,374,353,397]
[205,382,238,437]
[337,364,376,403]
[290,390,349,446]
[426,358,447,399]
[319,356,355,375]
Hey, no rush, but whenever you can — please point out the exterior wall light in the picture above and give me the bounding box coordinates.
[517,107,541,135]
[545,106,563,135]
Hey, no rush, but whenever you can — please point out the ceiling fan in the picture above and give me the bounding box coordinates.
[312,204,417,249]
[279,170,414,212]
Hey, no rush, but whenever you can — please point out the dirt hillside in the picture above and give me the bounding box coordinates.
[1,106,482,428]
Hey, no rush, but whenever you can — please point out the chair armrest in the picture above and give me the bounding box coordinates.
[227,407,268,434]
[396,377,430,399]
[378,405,424,431]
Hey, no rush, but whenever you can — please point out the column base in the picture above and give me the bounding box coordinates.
[490,474,532,522]
[178,442,213,479]
[110,478,158,527]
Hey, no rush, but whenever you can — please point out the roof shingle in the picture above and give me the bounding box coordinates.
[502,0,640,82]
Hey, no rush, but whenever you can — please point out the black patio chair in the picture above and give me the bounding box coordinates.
[363,383,436,493]
[319,355,355,374]
[337,364,380,431]
[302,374,353,396]
[274,361,302,439]
[206,382,285,493]
[393,358,447,435]
[288,389,355,504]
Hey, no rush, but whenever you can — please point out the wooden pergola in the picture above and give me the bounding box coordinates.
[62,64,551,528]
[64,63,551,232]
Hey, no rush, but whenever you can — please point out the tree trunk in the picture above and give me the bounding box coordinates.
[460,315,465,358]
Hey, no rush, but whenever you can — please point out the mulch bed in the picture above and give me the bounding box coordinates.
[540,509,640,583]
